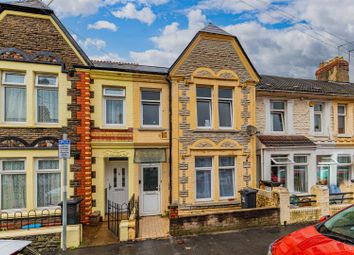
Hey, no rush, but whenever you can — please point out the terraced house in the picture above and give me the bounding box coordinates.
[256,57,354,193]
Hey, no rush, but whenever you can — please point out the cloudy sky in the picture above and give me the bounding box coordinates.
[5,0,354,80]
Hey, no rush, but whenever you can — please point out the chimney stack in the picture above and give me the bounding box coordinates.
[315,56,349,83]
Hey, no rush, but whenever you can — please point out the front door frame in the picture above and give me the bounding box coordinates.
[140,163,162,216]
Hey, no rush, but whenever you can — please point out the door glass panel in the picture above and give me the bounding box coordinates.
[317,166,329,185]
[143,167,158,192]
[113,168,117,188]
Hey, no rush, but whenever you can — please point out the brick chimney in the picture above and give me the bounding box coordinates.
[315,56,349,83]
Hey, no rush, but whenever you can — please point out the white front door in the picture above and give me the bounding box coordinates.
[106,161,128,206]
[141,164,161,216]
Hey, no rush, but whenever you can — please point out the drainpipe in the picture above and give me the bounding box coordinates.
[166,75,173,205]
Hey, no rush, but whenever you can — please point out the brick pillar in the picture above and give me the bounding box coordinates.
[311,185,329,217]
[169,203,179,219]
[74,72,92,223]
[340,182,354,204]
[272,187,290,225]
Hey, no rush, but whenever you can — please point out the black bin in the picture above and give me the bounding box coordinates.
[239,188,258,209]
[58,198,83,224]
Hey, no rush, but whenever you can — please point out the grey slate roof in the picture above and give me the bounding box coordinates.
[258,75,354,96]
[91,60,169,75]
[5,0,51,10]
[200,23,233,37]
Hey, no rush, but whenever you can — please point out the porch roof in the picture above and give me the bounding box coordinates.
[257,135,316,148]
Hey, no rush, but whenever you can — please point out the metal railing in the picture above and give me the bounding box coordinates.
[0,208,62,231]
[290,194,317,206]
[329,192,353,204]
[107,194,139,237]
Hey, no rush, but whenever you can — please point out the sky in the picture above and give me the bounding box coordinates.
[4,0,354,80]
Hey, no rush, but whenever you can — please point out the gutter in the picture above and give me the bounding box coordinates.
[166,75,173,205]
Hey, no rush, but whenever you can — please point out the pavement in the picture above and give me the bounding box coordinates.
[58,223,310,255]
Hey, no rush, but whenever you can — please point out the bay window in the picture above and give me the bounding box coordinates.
[0,159,26,210]
[196,87,212,128]
[337,155,352,186]
[271,155,292,187]
[218,88,233,128]
[195,157,212,200]
[338,104,346,134]
[141,90,161,127]
[36,74,58,123]
[293,155,308,193]
[36,159,61,208]
[270,101,286,132]
[2,72,26,122]
[219,156,235,198]
[314,103,323,133]
[104,87,125,126]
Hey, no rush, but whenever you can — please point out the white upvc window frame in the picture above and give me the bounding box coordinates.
[293,155,309,193]
[337,104,347,135]
[313,103,324,134]
[140,89,161,128]
[103,87,126,127]
[195,156,213,202]
[35,158,61,209]
[218,156,236,199]
[35,74,59,124]
[270,100,286,133]
[1,71,27,124]
[0,158,26,211]
[218,87,233,129]
[336,154,352,186]
[271,156,294,165]
[196,86,213,129]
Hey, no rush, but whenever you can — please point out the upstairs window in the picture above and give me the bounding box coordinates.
[2,72,26,122]
[103,87,125,126]
[314,103,323,133]
[141,90,161,127]
[338,104,346,134]
[218,88,233,128]
[197,87,212,128]
[36,74,59,123]
[270,101,286,132]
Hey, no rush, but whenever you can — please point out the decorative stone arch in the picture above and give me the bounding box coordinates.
[191,139,217,149]
[0,47,30,61]
[31,137,59,148]
[31,51,62,64]
[217,139,243,150]
[192,67,216,79]
[0,136,29,148]
[216,69,239,80]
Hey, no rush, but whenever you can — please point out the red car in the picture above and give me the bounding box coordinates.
[269,205,354,255]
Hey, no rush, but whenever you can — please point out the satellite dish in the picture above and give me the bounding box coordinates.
[246,125,257,136]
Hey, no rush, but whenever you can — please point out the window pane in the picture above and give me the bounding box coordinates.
[338,105,346,114]
[271,112,284,131]
[37,89,58,123]
[4,73,25,84]
[294,156,307,163]
[219,88,232,99]
[219,157,234,167]
[219,168,234,197]
[143,167,158,192]
[271,101,285,110]
[317,166,329,185]
[142,91,160,100]
[294,165,307,192]
[3,161,24,171]
[196,87,211,98]
[314,114,322,132]
[219,101,232,127]
[38,160,59,170]
[271,166,286,186]
[337,166,351,186]
[314,104,322,111]
[338,156,351,164]
[196,170,211,199]
[5,87,26,122]
[195,157,212,168]
[37,173,61,207]
[142,103,160,125]
[1,174,26,209]
[106,99,124,124]
[37,75,57,86]
[104,88,125,97]
[197,101,211,127]
[338,116,345,134]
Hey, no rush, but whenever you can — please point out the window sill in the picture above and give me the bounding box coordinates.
[101,126,129,130]
[138,127,166,131]
[337,134,352,138]
[193,129,239,133]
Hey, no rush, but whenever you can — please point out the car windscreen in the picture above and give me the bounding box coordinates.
[317,206,354,244]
